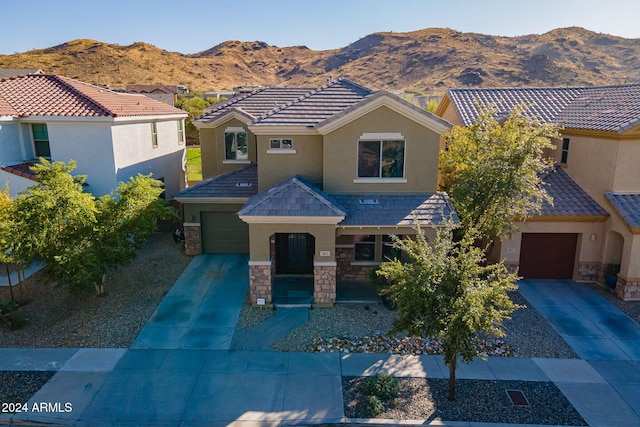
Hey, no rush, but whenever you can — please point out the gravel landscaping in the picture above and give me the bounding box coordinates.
[343,377,587,425]
[244,291,578,359]
[0,231,192,348]
[0,371,55,409]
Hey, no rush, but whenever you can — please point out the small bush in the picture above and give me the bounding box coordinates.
[0,300,23,330]
[358,394,383,418]
[362,373,400,401]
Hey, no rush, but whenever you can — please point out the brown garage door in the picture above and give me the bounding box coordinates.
[201,211,249,254]
[519,233,577,279]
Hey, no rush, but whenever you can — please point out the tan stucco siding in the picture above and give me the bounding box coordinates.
[200,118,256,179]
[256,134,323,191]
[322,106,441,194]
[248,223,336,262]
[500,221,606,268]
[613,140,640,192]
[439,103,463,127]
[182,202,244,222]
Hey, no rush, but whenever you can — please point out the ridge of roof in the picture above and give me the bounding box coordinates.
[446,83,640,132]
[250,78,374,126]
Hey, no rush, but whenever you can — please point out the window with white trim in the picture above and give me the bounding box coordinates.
[269,138,293,150]
[151,122,158,148]
[177,120,185,145]
[357,135,405,178]
[224,128,248,160]
[32,123,51,158]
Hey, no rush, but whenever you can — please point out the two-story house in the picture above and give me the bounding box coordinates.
[437,84,640,300]
[175,78,455,306]
[0,74,188,198]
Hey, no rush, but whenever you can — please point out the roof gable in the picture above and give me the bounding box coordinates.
[316,90,452,134]
[174,164,257,200]
[238,176,346,221]
[445,84,640,133]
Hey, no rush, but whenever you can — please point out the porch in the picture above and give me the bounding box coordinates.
[272,276,380,306]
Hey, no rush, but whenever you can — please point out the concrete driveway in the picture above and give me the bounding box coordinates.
[518,280,640,361]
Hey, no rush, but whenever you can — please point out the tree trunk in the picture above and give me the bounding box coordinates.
[448,361,457,401]
[94,273,107,297]
[6,263,14,302]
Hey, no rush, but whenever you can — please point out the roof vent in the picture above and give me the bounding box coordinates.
[359,198,379,205]
[236,182,252,188]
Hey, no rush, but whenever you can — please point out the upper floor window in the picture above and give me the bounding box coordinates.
[151,122,158,148]
[270,138,293,150]
[32,123,51,158]
[357,135,405,178]
[177,120,185,145]
[561,138,570,164]
[224,127,248,160]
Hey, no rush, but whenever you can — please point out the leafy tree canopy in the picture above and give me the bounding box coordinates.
[378,224,519,400]
[439,104,560,239]
[8,160,176,294]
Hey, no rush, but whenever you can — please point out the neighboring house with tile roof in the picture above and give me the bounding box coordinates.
[0,74,188,197]
[175,78,455,306]
[0,68,44,79]
[437,83,640,300]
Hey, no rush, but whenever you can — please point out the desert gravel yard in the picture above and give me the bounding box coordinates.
[0,231,192,348]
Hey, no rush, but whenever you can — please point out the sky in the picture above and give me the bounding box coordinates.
[0,0,639,55]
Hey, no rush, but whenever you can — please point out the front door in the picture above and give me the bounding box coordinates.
[276,233,314,274]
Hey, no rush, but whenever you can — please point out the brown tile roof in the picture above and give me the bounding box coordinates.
[194,78,374,127]
[539,166,608,217]
[446,84,640,133]
[196,87,311,124]
[0,74,186,118]
[605,193,640,229]
[1,162,39,181]
[174,164,258,199]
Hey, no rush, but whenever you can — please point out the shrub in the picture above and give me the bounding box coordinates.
[0,300,23,330]
[358,394,383,418]
[362,373,400,401]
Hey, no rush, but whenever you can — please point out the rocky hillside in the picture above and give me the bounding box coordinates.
[0,27,637,95]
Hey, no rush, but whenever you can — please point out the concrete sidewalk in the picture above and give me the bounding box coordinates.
[2,349,640,426]
[2,258,640,426]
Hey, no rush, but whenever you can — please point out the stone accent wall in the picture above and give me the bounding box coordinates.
[183,225,202,255]
[577,262,602,282]
[249,263,272,305]
[314,264,336,306]
[336,247,376,282]
[616,276,640,301]
[504,262,519,275]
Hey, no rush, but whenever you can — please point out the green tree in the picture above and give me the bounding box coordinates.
[176,94,222,143]
[0,186,16,301]
[377,224,519,401]
[439,104,560,240]
[9,160,176,295]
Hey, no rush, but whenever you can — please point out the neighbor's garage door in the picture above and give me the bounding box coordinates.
[519,233,577,279]
[201,211,249,253]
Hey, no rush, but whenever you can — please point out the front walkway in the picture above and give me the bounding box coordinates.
[1,259,639,426]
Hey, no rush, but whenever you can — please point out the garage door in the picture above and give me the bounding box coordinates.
[201,211,249,253]
[519,233,577,279]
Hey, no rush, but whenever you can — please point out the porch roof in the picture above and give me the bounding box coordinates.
[539,166,608,217]
[173,164,258,199]
[605,192,640,230]
[333,193,458,227]
[238,176,346,217]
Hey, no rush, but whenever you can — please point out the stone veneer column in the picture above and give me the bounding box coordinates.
[183,224,202,255]
[249,261,272,306]
[616,276,640,301]
[314,262,337,307]
[577,262,600,282]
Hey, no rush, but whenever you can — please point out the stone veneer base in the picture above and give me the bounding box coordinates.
[314,264,336,305]
[615,276,640,301]
[249,263,272,306]
[183,224,202,256]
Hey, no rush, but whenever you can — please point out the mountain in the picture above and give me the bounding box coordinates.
[0,27,638,95]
